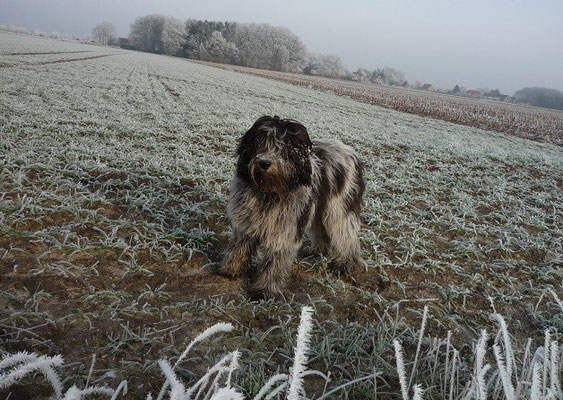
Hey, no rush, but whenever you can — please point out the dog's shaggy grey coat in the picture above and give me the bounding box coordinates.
[220,116,365,299]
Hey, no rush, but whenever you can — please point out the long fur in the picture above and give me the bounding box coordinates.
[220,116,365,299]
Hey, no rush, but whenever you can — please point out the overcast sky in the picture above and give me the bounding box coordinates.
[1,0,562,94]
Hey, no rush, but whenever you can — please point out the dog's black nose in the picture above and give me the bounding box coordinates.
[258,160,272,170]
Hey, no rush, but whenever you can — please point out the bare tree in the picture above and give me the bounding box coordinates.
[304,53,347,78]
[199,31,239,64]
[381,67,407,86]
[514,87,563,110]
[129,14,166,53]
[162,17,185,56]
[233,23,306,72]
[91,22,116,46]
[272,44,290,71]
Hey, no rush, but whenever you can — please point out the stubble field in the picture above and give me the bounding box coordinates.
[1,32,562,399]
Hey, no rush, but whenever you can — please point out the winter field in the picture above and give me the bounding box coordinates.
[195,61,563,147]
[1,31,562,399]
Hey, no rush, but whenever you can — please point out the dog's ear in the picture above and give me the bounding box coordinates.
[235,116,271,180]
[246,116,273,137]
[282,120,313,186]
[296,159,312,186]
[236,116,271,157]
[285,121,313,152]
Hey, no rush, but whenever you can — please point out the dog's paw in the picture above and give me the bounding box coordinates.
[297,244,313,259]
[297,243,326,260]
[217,263,242,279]
[248,288,268,302]
[247,287,282,302]
[200,262,220,274]
[329,260,360,285]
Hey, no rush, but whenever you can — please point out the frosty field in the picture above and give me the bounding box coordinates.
[1,32,562,399]
[196,61,563,147]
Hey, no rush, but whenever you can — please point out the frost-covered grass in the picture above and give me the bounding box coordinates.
[0,32,562,399]
[1,306,561,399]
[0,31,121,67]
[194,60,563,147]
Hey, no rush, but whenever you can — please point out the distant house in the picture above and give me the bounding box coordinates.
[421,83,433,91]
[373,75,384,85]
[484,94,509,102]
[467,89,481,98]
[118,37,130,48]
[351,73,369,83]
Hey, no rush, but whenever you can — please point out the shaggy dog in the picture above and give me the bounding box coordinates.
[220,116,365,299]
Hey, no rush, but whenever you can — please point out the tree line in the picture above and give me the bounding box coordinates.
[89,17,408,83]
[90,18,563,110]
[121,15,327,77]
[514,87,563,111]
[0,23,71,40]
[124,14,371,80]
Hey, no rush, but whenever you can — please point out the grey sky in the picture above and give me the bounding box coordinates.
[1,0,562,94]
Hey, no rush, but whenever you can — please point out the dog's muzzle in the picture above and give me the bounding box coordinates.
[249,156,286,193]
[257,159,272,171]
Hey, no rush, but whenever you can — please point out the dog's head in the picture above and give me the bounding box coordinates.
[236,116,313,194]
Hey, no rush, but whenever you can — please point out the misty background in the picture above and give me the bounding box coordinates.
[1,0,562,94]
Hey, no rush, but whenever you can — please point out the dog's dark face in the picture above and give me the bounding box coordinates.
[236,116,313,194]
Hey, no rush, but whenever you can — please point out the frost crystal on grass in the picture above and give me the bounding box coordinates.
[252,374,288,400]
[530,361,542,400]
[493,344,516,400]
[412,384,424,400]
[473,330,490,400]
[209,387,245,400]
[1,306,562,400]
[287,306,314,400]
[157,322,234,400]
[394,340,409,400]
[0,352,64,398]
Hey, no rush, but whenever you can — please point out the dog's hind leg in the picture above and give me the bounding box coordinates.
[323,201,362,278]
[299,219,329,259]
[249,246,298,300]
[307,214,330,256]
[220,232,256,278]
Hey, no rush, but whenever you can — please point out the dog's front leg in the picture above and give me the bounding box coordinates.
[220,232,256,278]
[249,246,297,300]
